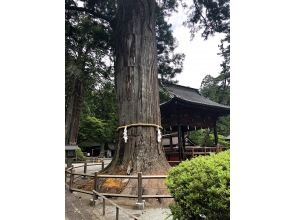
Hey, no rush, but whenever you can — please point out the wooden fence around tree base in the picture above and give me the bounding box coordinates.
[65,163,173,204]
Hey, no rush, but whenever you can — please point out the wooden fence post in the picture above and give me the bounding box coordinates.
[94,172,98,191]
[84,161,87,174]
[137,172,143,203]
[102,160,105,170]
[91,191,96,206]
[102,198,105,216]
[66,158,72,168]
[116,207,119,220]
[69,168,74,192]
[136,172,144,210]
[83,161,87,178]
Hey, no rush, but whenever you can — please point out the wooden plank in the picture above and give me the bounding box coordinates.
[71,188,93,195]
[71,173,94,177]
[142,195,173,198]
[141,175,167,179]
[99,193,138,198]
[192,152,210,155]
[70,164,85,169]
[86,163,103,167]
[65,165,74,172]
[70,189,173,199]
[70,173,167,179]
[96,174,138,179]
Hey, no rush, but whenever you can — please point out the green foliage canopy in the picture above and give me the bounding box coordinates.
[199,73,230,136]
[185,0,230,110]
[78,81,118,146]
[78,115,107,143]
[189,129,229,148]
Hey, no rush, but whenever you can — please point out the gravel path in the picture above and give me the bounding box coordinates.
[94,198,173,220]
[65,190,101,220]
[65,190,173,220]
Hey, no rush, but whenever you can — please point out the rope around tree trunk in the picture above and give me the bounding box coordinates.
[117,123,163,143]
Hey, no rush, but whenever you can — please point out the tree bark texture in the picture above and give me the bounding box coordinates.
[65,78,84,145]
[100,0,171,199]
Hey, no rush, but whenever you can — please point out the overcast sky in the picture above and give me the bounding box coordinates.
[168,2,224,89]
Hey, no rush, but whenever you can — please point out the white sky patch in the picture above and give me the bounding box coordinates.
[168,2,225,89]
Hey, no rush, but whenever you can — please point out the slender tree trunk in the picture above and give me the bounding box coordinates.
[99,143,105,158]
[100,0,170,200]
[65,78,84,145]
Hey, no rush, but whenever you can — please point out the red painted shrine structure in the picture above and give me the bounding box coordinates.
[159,83,230,164]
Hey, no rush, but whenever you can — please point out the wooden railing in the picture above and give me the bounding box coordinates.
[66,170,172,199]
[65,163,173,202]
[66,160,105,169]
[65,162,173,218]
[65,161,105,184]
[164,146,228,162]
[92,190,140,220]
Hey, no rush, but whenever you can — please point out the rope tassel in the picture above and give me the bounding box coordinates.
[157,126,162,143]
[123,126,128,143]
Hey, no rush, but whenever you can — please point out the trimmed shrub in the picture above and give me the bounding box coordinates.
[166,151,230,220]
[75,148,85,161]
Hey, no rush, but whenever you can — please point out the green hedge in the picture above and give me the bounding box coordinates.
[75,148,85,161]
[166,151,230,220]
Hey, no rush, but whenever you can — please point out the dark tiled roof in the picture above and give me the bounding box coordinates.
[161,83,229,110]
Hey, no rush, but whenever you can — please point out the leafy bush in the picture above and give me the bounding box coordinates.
[166,151,230,220]
[188,129,214,147]
[75,148,85,161]
[216,116,230,137]
[218,135,230,148]
[189,129,230,148]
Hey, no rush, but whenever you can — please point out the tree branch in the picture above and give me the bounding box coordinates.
[66,5,113,25]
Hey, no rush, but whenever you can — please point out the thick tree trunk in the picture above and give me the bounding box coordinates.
[65,78,83,145]
[99,0,170,201]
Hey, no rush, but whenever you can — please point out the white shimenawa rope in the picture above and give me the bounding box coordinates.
[117,123,163,143]
[123,126,128,143]
[157,126,162,143]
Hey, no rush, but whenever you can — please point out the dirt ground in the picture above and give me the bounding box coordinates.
[65,189,173,220]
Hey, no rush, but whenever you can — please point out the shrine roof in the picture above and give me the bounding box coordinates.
[160,83,230,111]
